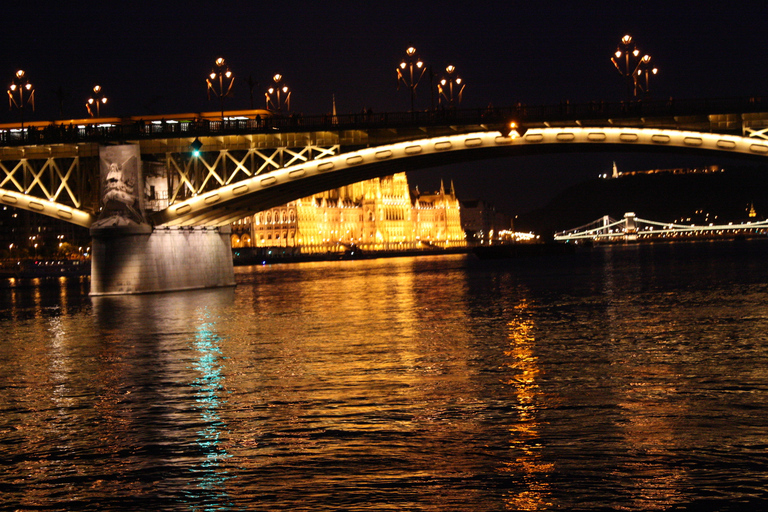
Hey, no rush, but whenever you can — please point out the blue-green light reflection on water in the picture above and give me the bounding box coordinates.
[187,312,233,509]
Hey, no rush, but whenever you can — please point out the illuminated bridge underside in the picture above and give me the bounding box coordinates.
[0,188,94,227]
[0,147,98,227]
[155,127,768,227]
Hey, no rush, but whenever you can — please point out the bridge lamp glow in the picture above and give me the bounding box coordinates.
[86,85,107,117]
[397,46,427,111]
[7,69,35,131]
[507,121,525,138]
[207,57,234,122]
[612,34,651,99]
[438,64,465,108]
[266,73,291,112]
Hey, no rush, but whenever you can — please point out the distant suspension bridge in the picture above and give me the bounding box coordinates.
[554,212,768,242]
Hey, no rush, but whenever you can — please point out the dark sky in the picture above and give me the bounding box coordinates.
[3,1,767,215]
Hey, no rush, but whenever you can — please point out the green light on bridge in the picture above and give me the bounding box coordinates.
[191,137,203,157]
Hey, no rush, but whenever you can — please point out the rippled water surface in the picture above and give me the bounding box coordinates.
[3,241,768,511]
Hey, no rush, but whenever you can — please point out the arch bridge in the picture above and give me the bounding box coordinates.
[1,97,766,294]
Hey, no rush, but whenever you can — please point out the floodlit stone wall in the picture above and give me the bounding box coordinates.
[90,226,235,295]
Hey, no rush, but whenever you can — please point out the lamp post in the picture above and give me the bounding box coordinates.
[86,85,108,117]
[438,65,465,109]
[636,55,658,96]
[610,34,647,100]
[265,74,291,113]
[397,46,426,112]
[206,57,234,124]
[7,69,35,132]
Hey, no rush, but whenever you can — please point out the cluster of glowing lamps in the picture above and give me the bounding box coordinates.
[265,73,291,113]
[7,69,34,130]
[397,47,467,111]
[397,46,426,112]
[86,85,107,117]
[206,57,235,122]
[438,64,465,108]
[611,34,658,98]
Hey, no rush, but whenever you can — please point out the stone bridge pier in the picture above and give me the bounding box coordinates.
[89,224,235,296]
[88,144,235,296]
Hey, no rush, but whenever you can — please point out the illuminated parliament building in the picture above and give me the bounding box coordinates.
[230,172,466,254]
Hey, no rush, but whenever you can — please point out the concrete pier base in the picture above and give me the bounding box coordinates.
[90,225,235,296]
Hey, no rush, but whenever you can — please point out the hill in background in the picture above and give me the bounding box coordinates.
[514,166,768,238]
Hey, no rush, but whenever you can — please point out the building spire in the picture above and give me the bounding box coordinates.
[612,161,619,178]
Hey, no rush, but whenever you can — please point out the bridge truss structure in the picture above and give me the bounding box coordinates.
[1,97,768,228]
[554,212,768,242]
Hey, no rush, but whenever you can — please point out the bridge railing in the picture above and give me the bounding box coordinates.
[0,96,764,147]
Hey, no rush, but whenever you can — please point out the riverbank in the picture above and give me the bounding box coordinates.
[232,246,471,266]
[0,259,91,279]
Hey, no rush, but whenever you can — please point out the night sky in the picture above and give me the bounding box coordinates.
[3,1,767,214]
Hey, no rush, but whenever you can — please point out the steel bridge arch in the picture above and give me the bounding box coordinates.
[154,126,768,227]
[0,188,94,227]
[2,126,766,228]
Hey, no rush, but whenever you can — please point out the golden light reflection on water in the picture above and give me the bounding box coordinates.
[502,298,554,511]
[614,350,688,508]
[7,248,768,509]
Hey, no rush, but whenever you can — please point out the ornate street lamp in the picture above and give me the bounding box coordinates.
[397,46,426,112]
[86,85,108,117]
[636,55,659,96]
[206,57,234,123]
[610,34,650,100]
[265,73,291,113]
[7,69,35,131]
[438,65,465,109]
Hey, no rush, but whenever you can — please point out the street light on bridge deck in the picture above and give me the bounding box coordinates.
[397,46,426,112]
[7,69,35,132]
[611,34,657,99]
[266,73,291,113]
[438,65,465,109]
[86,85,108,117]
[206,57,234,125]
[636,55,659,96]
[507,121,527,138]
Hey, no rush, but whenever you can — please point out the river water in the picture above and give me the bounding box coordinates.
[2,241,768,511]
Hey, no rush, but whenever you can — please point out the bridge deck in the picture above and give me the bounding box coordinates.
[2,97,767,229]
[1,97,765,148]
